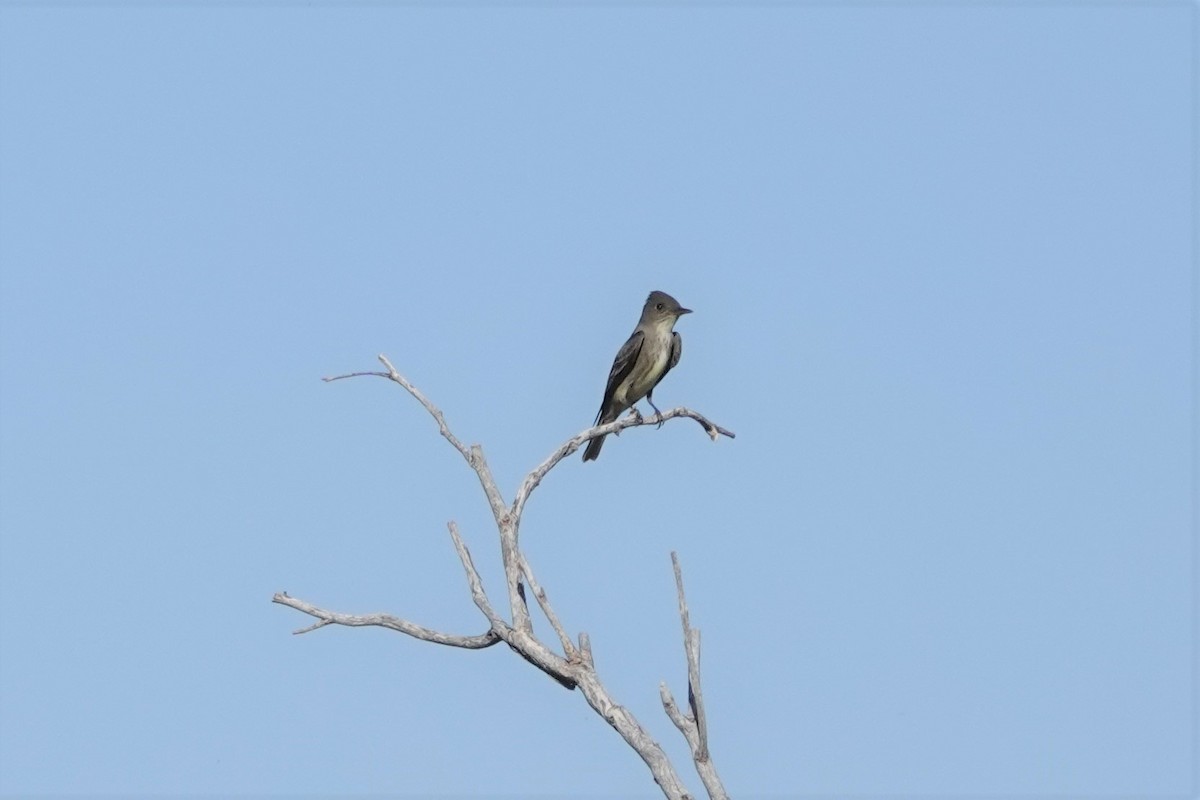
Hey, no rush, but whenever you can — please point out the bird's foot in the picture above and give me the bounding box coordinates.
[646,400,665,428]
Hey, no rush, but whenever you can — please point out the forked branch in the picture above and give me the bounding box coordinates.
[272,591,500,648]
[660,552,727,798]
[277,354,734,799]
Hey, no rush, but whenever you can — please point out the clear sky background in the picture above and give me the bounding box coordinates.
[0,3,1194,798]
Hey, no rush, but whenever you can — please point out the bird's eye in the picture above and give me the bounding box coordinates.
[656,303,664,311]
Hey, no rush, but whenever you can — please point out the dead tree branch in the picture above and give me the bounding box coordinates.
[512,407,734,522]
[277,353,735,799]
[271,591,500,647]
[660,551,727,799]
[325,357,528,632]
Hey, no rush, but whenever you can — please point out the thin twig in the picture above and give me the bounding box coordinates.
[271,591,499,649]
[322,370,389,382]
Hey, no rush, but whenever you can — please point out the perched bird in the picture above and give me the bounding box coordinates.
[583,290,692,462]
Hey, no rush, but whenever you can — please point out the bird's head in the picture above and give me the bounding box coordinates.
[643,290,692,324]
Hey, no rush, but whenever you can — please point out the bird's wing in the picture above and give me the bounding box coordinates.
[595,330,644,424]
[667,331,683,371]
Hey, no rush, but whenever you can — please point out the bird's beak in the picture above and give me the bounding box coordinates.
[678,307,693,315]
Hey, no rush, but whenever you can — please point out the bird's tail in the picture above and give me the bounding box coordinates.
[582,433,606,462]
[583,411,615,462]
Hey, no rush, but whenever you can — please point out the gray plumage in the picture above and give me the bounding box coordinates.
[583,290,691,462]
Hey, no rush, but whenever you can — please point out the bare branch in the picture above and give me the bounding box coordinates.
[519,552,575,659]
[375,355,475,461]
[322,370,389,382]
[449,523,575,690]
[293,618,333,635]
[280,357,736,799]
[325,356,508,517]
[512,406,736,520]
[366,359,523,629]
[574,670,693,799]
[445,521,507,629]
[463,443,510,529]
[271,591,499,649]
[373,357,509,525]
[578,632,594,670]
[687,629,706,753]
[661,552,728,799]
[659,683,688,732]
[671,553,708,759]
[498,546,533,635]
[322,355,530,631]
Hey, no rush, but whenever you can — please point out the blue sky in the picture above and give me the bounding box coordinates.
[0,3,1194,798]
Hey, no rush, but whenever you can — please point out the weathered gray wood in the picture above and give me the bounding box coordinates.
[274,354,735,799]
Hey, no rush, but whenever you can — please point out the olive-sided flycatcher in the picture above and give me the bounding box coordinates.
[582,290,692,462]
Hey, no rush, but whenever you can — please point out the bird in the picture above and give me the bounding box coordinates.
[582,290,692,462]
